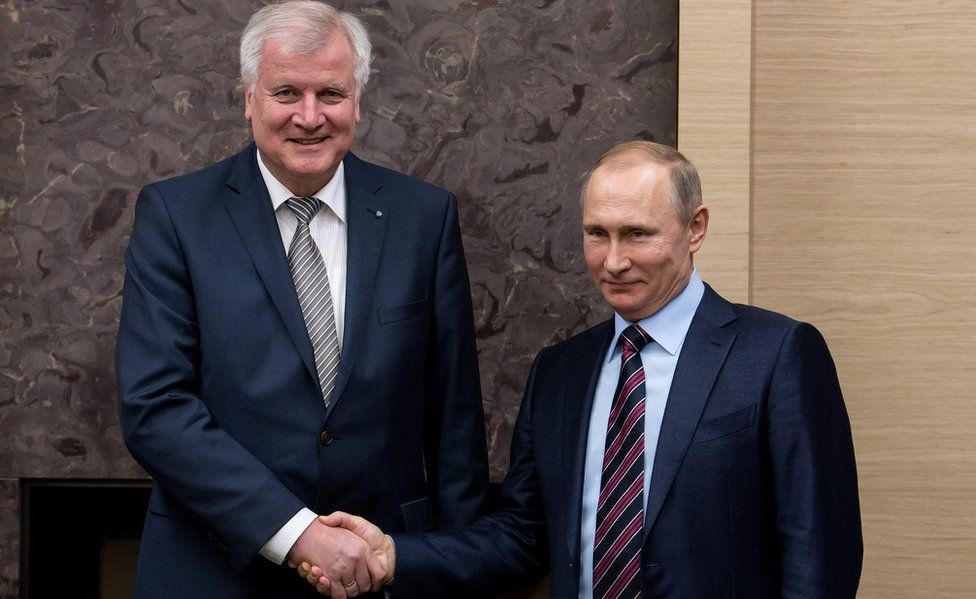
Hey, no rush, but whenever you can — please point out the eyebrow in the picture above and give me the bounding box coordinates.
[583,223,659,235]
[322,84,352,94]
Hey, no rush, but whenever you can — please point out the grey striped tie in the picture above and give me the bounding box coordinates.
[286,196,340,406]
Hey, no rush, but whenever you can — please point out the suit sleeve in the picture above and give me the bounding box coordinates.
[767,322,863,597]
[421,193,490,526]
[393,350,550,597]
[116,185,305,571]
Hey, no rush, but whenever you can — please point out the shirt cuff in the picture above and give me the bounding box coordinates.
[258,507,318,565]
[385,534,396,584]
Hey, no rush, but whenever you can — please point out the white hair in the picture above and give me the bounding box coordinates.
[239,1,372,98]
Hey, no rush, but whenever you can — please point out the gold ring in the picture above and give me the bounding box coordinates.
[343,581,356,588]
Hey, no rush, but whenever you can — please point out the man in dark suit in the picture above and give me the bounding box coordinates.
[115,2,488,598]
[301,141,862,598]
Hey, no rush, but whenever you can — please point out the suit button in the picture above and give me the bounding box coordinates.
[320,430,333,445]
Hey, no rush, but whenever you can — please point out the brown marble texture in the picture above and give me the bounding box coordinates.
[353,0,678,474]
[0,479,16,599]
[0,0,675,591]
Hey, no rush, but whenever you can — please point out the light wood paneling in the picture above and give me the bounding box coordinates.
[752,1,976,596]
[678,0,753,302]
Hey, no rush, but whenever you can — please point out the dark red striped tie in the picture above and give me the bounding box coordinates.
[594,324,651,599]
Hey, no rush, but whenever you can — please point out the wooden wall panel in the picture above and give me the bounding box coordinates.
[752,1,976,596]
[677,0,753,303]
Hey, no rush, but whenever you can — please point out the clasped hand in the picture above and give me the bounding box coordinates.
[286,512,395,598]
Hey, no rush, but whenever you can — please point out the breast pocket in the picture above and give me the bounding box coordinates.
[691,404,757,444]
[377,298,428,325]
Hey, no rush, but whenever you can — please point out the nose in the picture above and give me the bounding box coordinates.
[292,92,325,130]
[604,240,630,276]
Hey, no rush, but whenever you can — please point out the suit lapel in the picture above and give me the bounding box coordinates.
[563,321,616,569]
[327,153,388,416]
[222,144,319,384]
[644,285,737,537]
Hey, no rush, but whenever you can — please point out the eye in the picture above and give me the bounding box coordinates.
[273,88,298,101]
[319,88,349,103]
[631,230,647,239]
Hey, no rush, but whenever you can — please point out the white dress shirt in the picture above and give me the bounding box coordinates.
[255,150,348,564]
[577,270,705,598]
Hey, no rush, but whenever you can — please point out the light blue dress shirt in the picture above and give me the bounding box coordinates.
[577,270,705,599]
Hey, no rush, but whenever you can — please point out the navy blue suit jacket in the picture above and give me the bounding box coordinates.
[116,144,488,597]
[394,285,862,598]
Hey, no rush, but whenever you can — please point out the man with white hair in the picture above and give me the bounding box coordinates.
[116,2,488,597]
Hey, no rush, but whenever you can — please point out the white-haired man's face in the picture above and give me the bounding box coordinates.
[245,34,360,196]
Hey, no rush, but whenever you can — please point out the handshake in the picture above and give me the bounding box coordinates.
[285,512,396,598]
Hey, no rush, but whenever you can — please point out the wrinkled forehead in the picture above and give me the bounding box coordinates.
[255,36,356,89]
[586,161,670,199]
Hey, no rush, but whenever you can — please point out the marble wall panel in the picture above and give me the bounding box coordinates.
[2,4,674,589]
[0,479,16,599]
[1,0,254,483]
[355,0,678,471]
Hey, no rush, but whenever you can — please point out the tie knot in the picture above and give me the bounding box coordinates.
[620,324,651,353]
[286,196,322,225]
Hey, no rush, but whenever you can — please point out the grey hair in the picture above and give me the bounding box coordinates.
[239,1,372,98]
[580,141,703,224]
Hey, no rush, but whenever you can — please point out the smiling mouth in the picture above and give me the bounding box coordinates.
[290,137,327,145]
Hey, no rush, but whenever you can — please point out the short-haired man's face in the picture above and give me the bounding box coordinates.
[582,162,708,322]
[245,34,360,196]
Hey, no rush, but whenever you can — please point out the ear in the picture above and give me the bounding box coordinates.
[244,85,253,121]
[688,204,709,254]
[354,96,361,124]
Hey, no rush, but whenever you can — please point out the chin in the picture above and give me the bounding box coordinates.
[611,297,655,321]
[608,303,638,320]
[286,157,333,174]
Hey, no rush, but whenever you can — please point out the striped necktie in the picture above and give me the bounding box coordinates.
[286,196,340,406]
[593,323,652,599]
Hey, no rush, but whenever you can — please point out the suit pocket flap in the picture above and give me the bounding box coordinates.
[147,489,196,523]
[400,496,434,532]
[377,299,428,325]
[692,404,756,444]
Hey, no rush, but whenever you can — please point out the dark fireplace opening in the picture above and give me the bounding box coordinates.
[20,479,151,599]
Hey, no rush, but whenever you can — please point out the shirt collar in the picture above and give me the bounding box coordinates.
[608,269,705,362]
[256,149,347,223]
